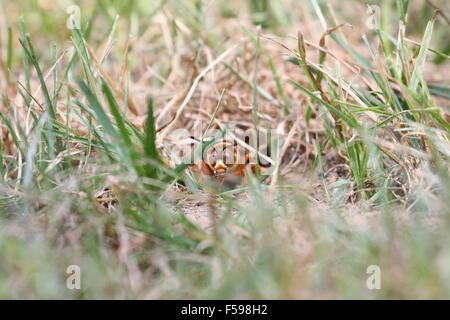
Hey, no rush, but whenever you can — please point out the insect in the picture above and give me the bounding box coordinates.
[190,139,270,186]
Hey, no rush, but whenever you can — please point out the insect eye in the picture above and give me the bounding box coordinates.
[207,149,217,163]
[223,152,233,165]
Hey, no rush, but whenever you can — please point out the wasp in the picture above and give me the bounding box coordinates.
[190,139,270,186]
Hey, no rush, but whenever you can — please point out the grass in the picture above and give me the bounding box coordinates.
[0,0,449,299]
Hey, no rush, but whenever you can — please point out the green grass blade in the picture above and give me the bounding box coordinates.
[409,12,437,93]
